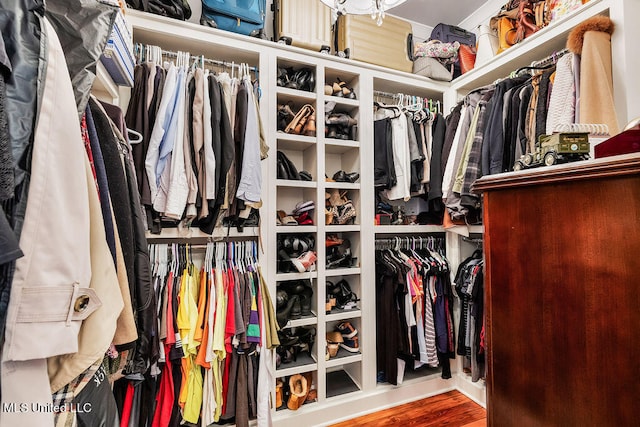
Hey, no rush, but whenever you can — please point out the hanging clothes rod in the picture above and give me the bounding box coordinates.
[134,43,258,73]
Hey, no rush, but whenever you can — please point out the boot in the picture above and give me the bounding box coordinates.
[275,379,284,408]
[277,295,300,328]
[287,374,308,410]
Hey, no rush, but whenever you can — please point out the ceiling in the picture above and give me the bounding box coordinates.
[388,0,480,27]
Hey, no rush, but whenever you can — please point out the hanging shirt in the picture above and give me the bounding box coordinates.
[235,77,262,203]
[146,63,178,205]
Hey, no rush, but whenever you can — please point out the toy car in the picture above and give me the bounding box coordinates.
[513,132,590,171]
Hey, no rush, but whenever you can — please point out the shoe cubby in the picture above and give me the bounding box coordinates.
[326,365,362,398]
[277,59,317,94]
[325,276,361,321]
[276,326,318,376]
[276,371,318,413]
[325,188,360,227]
[276,186,318,229]
[276,278,318,329]
[325,144,360,176]
[277,233,318,275]
[324,231,360,272]
[324,68,359,103]
[324,100,359,143]
[277,146,317,184]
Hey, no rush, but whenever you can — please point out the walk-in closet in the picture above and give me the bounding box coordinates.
[1,0,638,426]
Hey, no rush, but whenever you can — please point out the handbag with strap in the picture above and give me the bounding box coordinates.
[200,0,266,37]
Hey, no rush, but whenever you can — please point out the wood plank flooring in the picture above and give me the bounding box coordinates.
[329,390,486,427]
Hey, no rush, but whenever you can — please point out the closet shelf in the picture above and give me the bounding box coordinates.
[93,61,120,103]
[324,95,359,107]
[324,140,360,154]
[145,227,259,241]
[325,182,360,190]
[277,179,317,188]
[451,0,609,92]
[277,133,317,151]
[276,86,317,101]
[281,312,318,329]
[326,225,360,233]
[276,353,318,377]
[326,309,362,323]
[276,225,318,233]
[276,271,319,281]
[325,267,361,277]
[326,350,362,368]
[374,225,444,234]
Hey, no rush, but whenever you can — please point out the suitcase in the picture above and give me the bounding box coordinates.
[273,0,333,53]
[430,23,476,46]
[336,14,413,73]
[201,0,266,37]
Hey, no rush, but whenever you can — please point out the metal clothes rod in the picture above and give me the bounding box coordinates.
[134,43,258,73]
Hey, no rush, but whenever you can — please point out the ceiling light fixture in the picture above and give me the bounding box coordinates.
[320,0,408,25]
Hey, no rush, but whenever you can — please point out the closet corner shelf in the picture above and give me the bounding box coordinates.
[282,312,318,329]
[324,140,360,154]
[451,0,609,92]
[324,95,360,108]
[277,133,317,150]
[324,182,360,190]
[145,226,259,241]
[325,267,361,277]
[374,225,444,234]
[326,309,362,323]
[326,225,360,233]
[276,271,319,281]
[276,225,318,233]
[276,179,317,188]
[276,86,317,101]
[276,353,318,378]
[326,350,362,368]
[93,61,120,102]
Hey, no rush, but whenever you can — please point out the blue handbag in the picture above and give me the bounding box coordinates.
[200,0,266,37]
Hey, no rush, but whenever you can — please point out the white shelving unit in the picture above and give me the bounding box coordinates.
[115,0,639,423]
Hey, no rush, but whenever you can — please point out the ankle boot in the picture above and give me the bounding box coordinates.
[287,374,308,410]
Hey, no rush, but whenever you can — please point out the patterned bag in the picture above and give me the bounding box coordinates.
[413,40,460,65]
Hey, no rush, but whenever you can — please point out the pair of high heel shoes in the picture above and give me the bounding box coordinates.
[278,103,316,136]
[276,326,316,365]
[324,78,356,99]
[277,67,315,92]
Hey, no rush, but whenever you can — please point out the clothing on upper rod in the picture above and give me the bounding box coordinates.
[125,45,269,236]
[373,91,447,225]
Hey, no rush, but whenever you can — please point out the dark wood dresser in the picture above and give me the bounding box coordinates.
[473,154,640,427]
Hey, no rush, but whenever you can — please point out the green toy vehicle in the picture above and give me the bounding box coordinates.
[513,132,590,171]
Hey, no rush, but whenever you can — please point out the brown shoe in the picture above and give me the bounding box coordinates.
[275,379,284,408]
[287,374,308,410]
[302,111,316,136]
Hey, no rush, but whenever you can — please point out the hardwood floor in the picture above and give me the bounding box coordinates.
[329,390,486,427]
